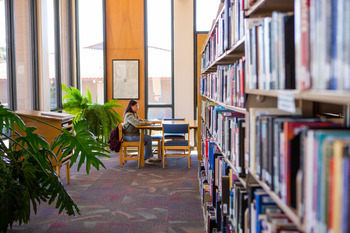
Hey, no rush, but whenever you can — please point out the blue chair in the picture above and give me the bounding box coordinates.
[162,123,191,168]
[163,118,186,140]
[150,118,185,158]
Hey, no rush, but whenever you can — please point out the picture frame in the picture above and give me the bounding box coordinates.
[112,59,139,99]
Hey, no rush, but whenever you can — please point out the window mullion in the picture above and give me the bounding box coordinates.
[29,0,40,110]
[54,0,62,109]
[5,0,16,110]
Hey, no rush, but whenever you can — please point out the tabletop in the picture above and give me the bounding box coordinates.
[135,120,197,129]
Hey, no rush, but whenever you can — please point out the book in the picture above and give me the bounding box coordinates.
[332,139,350,233]
[254,191,276,233]
[248,108,300,175]
[294,0,310,90]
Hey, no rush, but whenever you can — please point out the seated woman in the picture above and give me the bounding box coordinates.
[122,100,161,163]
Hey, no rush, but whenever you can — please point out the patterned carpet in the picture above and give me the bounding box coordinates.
[8,152,205,233]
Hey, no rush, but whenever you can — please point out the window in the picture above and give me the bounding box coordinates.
[14,0,32,110]
[146,0,173,119]
[196,0,220,31]
[0,0,8,108]
[37,0,58,110]
[148,107,172,119]
[77,0,104,104]
[60,0,71,87]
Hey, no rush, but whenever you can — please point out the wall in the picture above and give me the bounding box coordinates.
[106,0,195,120]
[174,0,194,120]
[105,0,145,119]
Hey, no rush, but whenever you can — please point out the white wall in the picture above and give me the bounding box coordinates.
[174,0,194,120]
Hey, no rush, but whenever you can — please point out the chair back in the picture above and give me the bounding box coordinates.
[118,124,123,141]
[163,123,189,134]
[163,118,185,121]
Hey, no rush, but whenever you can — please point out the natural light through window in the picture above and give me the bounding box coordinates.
[196,0,220,31]
[147,0,172,119]
[78,0,104,104]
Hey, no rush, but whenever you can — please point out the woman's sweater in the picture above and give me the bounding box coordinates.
[122,112,150,136]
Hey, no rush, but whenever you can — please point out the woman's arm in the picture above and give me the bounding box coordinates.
[124,113,149,126]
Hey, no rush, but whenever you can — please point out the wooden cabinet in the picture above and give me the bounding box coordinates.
[15,110,74,184]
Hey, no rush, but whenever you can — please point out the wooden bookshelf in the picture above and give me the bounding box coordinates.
[198,0,350,232]
[246,89,350,105]
[226,37,245,55]
[202,38,245,75]
[300,90,350,105]
[216,142,247,188]
[248,170,305,232]
[245,0,294,17]
[246,89,300,98]
[201,4,225,55]
[202,95,246,114]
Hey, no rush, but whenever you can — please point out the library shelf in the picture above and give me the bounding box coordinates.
[246,89,350,105]
[226,37,245,56]
[245,0,294,17]
[200,4,225,55]
[248,170,305,232]
[202,38,245,75]
[215,141,247,188]
[201,95,247,114]
[245,89,300,98]
[300,90,350,106]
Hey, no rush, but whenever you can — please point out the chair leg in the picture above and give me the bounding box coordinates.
[66,162,70,184]
[55,166,60,176]
[188,155,191,168]
[158,140,162,159]
[119,147,123,167]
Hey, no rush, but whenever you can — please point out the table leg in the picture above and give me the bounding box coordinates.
[139,129,145,167]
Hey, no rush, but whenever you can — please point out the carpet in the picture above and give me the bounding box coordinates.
[8,152,205,233]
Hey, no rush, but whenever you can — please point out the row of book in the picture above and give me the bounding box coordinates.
[199,58,246,108]
[201,103,349,232]
[201,0,246,72]
[245,12,295,90]
[201,102,246,176]
[243,0,350,91]
[298,0,350,90]
[245,108,350,233]
[198,147,301,233]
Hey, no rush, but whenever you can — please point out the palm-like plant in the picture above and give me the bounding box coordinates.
[62,84,123,143]
[0,104,109,232]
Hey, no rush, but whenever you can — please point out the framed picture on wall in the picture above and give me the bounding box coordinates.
[112,59,139,99]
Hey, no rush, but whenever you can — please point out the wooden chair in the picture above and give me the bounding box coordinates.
[118,124,142,167]
[162,123,191,168]
[163,118,186,140]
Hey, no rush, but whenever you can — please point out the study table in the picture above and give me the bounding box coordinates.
[136,120,198,167]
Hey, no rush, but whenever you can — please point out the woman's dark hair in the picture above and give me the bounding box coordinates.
[125,100,138,114]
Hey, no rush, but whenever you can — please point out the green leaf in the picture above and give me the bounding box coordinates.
[51,120,109,174]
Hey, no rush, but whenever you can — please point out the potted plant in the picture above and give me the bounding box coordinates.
[62,84,123,143]
[0,104,109,232]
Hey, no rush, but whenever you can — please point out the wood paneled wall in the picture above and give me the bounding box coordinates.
[105,0,145,119]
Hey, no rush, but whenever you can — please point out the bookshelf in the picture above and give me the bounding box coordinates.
[245,0,294,17]
[201,37,245,74]
[249,170,303,231]
[198,0,350,232]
